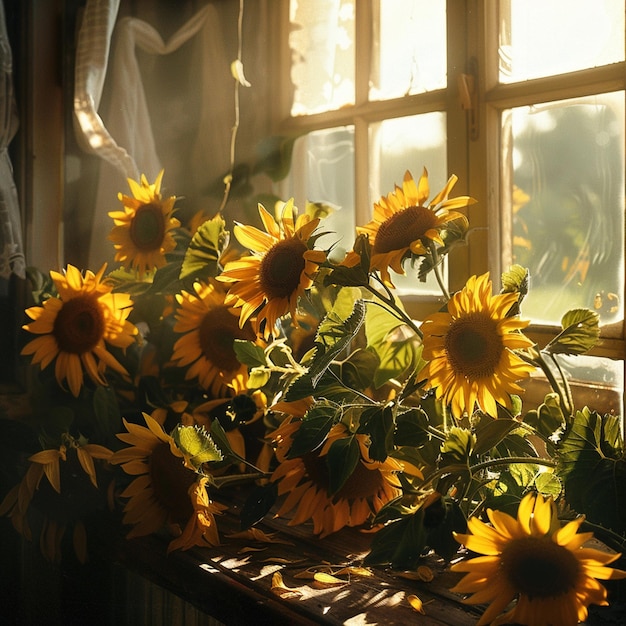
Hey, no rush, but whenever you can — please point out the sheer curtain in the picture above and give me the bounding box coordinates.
[0,0,24,280]
[73,0,270,268]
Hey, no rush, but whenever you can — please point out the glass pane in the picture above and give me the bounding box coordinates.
[499,0,625,83]
[505,93,625,325]
[289,0,355,115]
[369,112,447,296]
[370,0,447,100]
[279,127,355,258]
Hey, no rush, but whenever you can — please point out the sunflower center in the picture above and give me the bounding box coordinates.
[500,536,581,599]
[444,312,504,380]
[259,238,307,299]
[336,461,385,500]
[53,295,106,354]
[301,452,383,500]
[373,206,438,254]
[129,203,166,251]
[198,305,256,371]
[149,443,196,524]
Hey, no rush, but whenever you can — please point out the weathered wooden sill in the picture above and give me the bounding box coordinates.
[109,487,626,626]
[111,489,480,626]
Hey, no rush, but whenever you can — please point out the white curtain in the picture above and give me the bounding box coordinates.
[73,0,256,267]
[0,0,25,280]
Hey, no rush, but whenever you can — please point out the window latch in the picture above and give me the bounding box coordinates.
[457,58,479,141]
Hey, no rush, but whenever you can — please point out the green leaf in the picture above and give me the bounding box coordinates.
[545,308,600,355]
[210,419,246,465]
[240,482,278,530]
[365,297,423,388]
[288,401,337,458]
[365,512,427,569]
[558,407,626,534]
[473,417,519,456]
[233,340,267,368]
[534,471,562,497]
[367,497,467,567]
[285,297,365,397]
[501,264,529,295]
[523,392,565,440]
[247,367,272,389]
[180,215,228,283]
[357,404,394,462]
[90,385,122,445]
[440,427,475,465]
[417,215,469,282]
[335,348,380,392]
[421,497,468,562]
[327,435,359,495]
[394,407,431,447]
[171,424,223,470]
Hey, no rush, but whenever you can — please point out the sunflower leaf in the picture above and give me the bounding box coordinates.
[209,419,246,465]
[171,424,223,470]
[288,401,338,458]
[544,308,600,355]
[394,407,431,447]
[501,264,529,296]
[417,215,469,282]
[285,296,366,397]
[364,497,467,570]
[90,385,122,445]
[233,340,267,367]
[365,509,427,569]
[326,435,360,496]
[357,404,395,462]
[240,482,278,530]
[324,235,372,288]
[440,427,475,465]
[180,214,228,284]
[473,417,520,456]
[365,297,424,388]
[558,407,626,534]
[523,392,565,440]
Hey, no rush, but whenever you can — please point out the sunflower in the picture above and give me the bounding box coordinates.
[217,200,326,340]
[110,412,225,549]
[450,492,626,626]
[108,170,180,276]
[355,168,475,287]
[20,264,138,397]
[0,439,114,563]
[172,279,257,395]
[270,419,404,537]
[418,272,535,418]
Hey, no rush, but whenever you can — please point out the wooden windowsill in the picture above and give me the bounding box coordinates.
[111,490,480,626]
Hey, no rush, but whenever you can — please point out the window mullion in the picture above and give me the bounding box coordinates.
[354,1,373,224]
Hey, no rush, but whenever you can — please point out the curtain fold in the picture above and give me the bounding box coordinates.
[73,0,234,267]
[0,0,24,279]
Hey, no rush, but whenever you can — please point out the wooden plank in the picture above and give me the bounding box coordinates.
[112,490,482,625]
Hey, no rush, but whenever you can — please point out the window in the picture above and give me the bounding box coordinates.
[274,0,626,411]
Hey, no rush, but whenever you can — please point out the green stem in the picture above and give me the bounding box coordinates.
[547,351,575,420]
[519,349,572,418]
[428,241,450,300]
[580,519,626,554]
[210,471,270,489]
[363,282,423,339]
[420,456,557,490]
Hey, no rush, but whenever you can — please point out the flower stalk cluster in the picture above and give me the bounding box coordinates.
[2,166,624,625]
